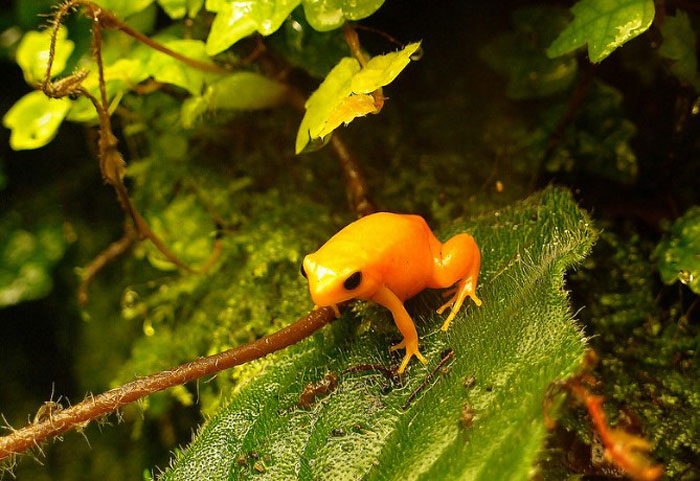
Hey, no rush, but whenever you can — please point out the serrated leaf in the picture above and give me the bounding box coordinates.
[205,0,302,56]
[659,11,700,92]
[295,42,420,154]
[3,91,71,150]
[351,42,421,93]
[654,206,700,294]
[547,0,655,63]
[16,26,74,84]
[160,187,596,481]
[302,0,385,32]
[181,72,286,127]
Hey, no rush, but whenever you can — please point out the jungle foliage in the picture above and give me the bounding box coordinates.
[0,0,698,480]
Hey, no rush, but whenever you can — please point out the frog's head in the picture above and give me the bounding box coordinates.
[301,251,380,307]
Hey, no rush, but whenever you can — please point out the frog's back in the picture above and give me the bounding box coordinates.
[328,212,429,253]
[316,213,437,299]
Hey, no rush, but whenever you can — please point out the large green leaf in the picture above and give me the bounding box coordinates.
[659,11,700,92]
[654,206,700,294]
[547,0,655,63]
[295,43,421,154]
[160,187,596,481]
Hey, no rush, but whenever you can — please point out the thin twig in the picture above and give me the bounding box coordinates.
[0,306,340,460]
[77,222,136,305]
[329,134,376,217]
[402,349,454,410]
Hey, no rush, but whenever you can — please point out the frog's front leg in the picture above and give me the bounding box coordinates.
[371,286,428,374]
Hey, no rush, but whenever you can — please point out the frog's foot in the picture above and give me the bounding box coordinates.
[439,277,482,332]
[396,340,428,374]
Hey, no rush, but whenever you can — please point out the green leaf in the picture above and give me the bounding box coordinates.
[654,206,700,294]
[3,91,71,150]
[659,11,700,92]
[302,0,386,32]
[547,0,655,63]
[157,0,204,18]
[91,0,156,18]
[295,42,420,154]
[16,26,75,84]
[481,6,577,99]
[205,0,302,56]
[160,187,596,481]
[181,72,287,127]
[0,218,70,308]
[137,37,221,95]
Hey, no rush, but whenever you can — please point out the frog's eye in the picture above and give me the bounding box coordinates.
[300,262,307,279]
[343,271,362,290]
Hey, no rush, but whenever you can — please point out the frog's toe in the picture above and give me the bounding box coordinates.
[389,339,407,352]
[396,343,427,374]
[436,295,456,315]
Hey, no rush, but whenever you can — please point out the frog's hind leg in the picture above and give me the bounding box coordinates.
[430,233,482,331]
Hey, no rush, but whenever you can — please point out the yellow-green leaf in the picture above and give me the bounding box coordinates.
[547,0,655,63]
[3,91,71,150]
[317,93,377,137]
[351,42,421,93]
[295,43,420,154]
[16,26,74,84]
[157,0,204,18]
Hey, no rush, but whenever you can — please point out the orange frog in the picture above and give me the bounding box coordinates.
[301,212,482,373]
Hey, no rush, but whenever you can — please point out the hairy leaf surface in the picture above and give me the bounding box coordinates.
[160,188,595,481]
